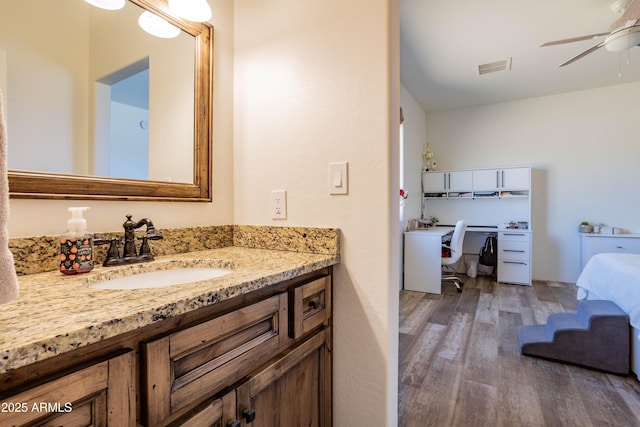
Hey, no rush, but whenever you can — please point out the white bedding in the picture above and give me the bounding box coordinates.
[576,253,640,331]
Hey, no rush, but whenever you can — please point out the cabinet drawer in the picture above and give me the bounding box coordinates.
[498,231,530,242]
[143,294,287,426]
[586,237,640,255]
[0,350,135,427]
[499,241,529,260]
[289,276,331,339]
[499,259,530,285]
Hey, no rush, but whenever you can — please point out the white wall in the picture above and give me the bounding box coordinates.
[0,1,87,174]
[6,1,401,424]
[233,0,399,425]
[399,83,427,228]
[7,0,235,236]
[416,81,640,283]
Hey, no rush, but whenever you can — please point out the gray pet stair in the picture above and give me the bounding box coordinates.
[518,300,630,374]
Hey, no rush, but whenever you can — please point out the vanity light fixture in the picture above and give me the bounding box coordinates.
[168,0,212,22]
[84,0,125,10]
[138,11,181,38]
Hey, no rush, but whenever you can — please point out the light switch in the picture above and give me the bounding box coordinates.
[329,162,348,195]
[333,170,342,187]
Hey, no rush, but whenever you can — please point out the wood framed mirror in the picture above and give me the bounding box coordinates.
[4,0,213,201]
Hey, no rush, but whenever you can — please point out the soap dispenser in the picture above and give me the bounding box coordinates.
[59,207,93,275]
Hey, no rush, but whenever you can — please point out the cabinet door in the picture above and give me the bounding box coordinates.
[0,350,135,427]
[177,391,236,427]
[501,167,530,190]
[422,172,447,192]
[236,330,331,427]
[143,294,287,426]
[447,170,472,192]
[472,169,500,191]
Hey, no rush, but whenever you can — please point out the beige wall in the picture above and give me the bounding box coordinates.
[7,0,235,236]
[8,0,401,424]
[233,0,399,425]
[0,1,88,174]
[403,81,640,283]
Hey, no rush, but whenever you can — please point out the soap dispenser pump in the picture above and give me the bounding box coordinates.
[59,207,94,275]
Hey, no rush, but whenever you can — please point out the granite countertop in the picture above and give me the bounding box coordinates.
[0,247,339,374]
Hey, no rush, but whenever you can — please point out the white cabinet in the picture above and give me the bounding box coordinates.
[404,229,453,294]
[472,167,530,192]
[422,172,447,193]
[580,233,640,270]
[448,170,473,192]
[498,231,531,285]
[422,170,472,196]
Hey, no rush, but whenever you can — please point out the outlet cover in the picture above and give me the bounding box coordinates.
[271,190,287,219]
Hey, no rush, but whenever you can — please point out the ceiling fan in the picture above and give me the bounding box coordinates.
[541,0,640,66]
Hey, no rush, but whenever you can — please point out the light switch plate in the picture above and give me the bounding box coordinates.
[271,190,287,219]
[329,162,348,195]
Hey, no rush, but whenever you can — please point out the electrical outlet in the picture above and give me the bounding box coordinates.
[271,190,287,219]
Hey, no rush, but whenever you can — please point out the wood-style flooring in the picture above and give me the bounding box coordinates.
[399,275,640,427]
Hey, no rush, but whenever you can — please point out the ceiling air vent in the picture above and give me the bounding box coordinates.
[478,58,512,75]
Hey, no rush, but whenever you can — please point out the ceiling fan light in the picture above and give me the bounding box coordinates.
[84,0,125,10]
[168,0,212,22]
[604,25,640,51]
[138,11,181,39]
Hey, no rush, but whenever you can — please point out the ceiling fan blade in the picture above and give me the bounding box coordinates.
[620,0,640,22]
[541,33,609,47]
[559,42,605,67]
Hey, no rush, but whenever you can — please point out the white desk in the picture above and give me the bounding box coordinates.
[403,227,454,294]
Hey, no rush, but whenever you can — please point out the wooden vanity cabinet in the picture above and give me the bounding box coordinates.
[173,330,330,427]
[143,294,289,426]
[0,350,135,427]
[0,268,333,427]
[236,329,331,427]
[144,271,333,427]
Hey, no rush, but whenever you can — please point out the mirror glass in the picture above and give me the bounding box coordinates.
[1,0,212,200]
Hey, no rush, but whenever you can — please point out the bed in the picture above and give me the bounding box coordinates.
[576,253,640,379]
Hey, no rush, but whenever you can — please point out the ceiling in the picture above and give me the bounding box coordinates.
[400,0,640,113]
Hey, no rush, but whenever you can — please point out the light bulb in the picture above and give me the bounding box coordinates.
[138,11,181,39]
[168,0,212,23]
[84,0,125,10]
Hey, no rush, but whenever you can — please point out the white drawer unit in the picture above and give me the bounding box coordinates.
[498,231,531,285]
[580,233,640,271]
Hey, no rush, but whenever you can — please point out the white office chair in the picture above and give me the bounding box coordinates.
[442,220,467,293]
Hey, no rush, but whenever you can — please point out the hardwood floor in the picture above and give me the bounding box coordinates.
[399,275,640,427]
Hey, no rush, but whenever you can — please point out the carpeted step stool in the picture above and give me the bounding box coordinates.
[518,300,630,374]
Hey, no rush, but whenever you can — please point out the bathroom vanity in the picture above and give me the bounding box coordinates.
[0,245,338,426]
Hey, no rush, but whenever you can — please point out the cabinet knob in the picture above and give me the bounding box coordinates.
[227,420,241,427]
[242,408,256,423]
[309,299,321,309]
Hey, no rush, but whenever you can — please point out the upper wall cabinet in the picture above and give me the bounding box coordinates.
[422,171,472,197]
[423,166,530,199]
[472,167,530,192]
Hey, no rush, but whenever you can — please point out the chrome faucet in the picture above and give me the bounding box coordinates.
[95,214,163,267]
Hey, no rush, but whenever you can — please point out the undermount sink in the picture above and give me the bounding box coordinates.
[90,267,233,290]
